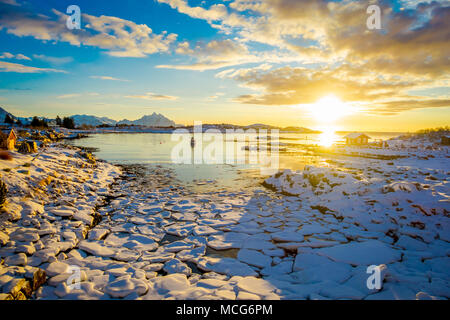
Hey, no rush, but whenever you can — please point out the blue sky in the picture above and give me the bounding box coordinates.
[0,0,449,131]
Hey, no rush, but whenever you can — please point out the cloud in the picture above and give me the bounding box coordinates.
[221,63,450,114]
[156,0,450,115]
[125,92,179,101]
[205,92,225,101]
[56,94,80,99]
[33,54,73,65]
[157,39,265,70]
[0,52,31,60]
[0,0,20,6]
[0,60,66,73]
[368,98,450,115]
[90,75,130,82]
[0,6,178,58]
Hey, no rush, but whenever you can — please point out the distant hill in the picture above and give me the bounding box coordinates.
[118,113,175,127]
[0,106,317,132]
[72,112,175,127]
[0,106,15,123]
[245,123,279,130]
[71,115,117,127]
[282,126,322,133]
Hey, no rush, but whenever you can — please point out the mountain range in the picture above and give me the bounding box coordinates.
[0,106,319,132]
[0,106,176,128]
[71,113,176,127]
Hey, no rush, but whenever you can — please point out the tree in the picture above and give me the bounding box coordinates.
[62,117,75,129]
[30,116,48,128]
[56,116,62,126]
[4,114,14,124]
[30,116,41,127]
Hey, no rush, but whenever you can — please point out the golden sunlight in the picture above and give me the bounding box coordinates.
[308,95,352,123]
[318,128,339,147]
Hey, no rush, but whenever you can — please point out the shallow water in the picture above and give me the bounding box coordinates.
[69,132,401,189]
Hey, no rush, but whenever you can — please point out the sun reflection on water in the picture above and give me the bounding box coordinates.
[318,128,339,147]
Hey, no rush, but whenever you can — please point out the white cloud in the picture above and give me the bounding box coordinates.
[33,54,73,65]
[90,75,130,82]
[0,52,31,60]
[125,92,178,101]
[0,9,178,58]
[56,94,80,99]
[0,60,66,73]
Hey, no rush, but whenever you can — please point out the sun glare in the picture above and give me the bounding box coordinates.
[308,95,352,123]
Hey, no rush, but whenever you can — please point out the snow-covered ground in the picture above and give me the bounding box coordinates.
[0,136,449,300]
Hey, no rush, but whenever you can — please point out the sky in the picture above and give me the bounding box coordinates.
[0,0,449,131]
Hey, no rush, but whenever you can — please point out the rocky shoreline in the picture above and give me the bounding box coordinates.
[1,139,449,300]
[0,144,121,299]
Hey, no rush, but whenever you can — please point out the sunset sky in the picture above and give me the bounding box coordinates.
[0,0,448,131]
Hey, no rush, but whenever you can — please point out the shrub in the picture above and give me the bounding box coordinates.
[0,180,7,207]
[0,131,6,149]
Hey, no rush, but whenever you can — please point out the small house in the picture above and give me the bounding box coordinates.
[344,132,371,145]
[6,128,17,150]
[441,136,450,146]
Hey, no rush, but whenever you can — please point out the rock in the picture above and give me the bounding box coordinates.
[140,251,175,263]
[88,228,110,241]
[416,292,434,300]
[207,232,249,250]
[46,261,70,277]
[164,241,195,253]
[235,277,277,297]
[319,282,366,299]
[0,293,13,300]
[49,208,75,218]
[5,253,27,266]
[30,269,46,290]
[317,240,401,266]
[150,274,191,294]
[196,257,259,277]
[237,249,272,268]
[163,259,192,275]
[176,246,206,262]
[113,249,140,262]
[193,225,220,236]
[9,230,39,242]
[196,279,228,290]
[16,243,35,255]
[237,291,261,300]
[2,278,32,298]
[271,231,304,243]
[78,241,115,257]
[104,276,137,298]
[73,211,94,225]
[0,231,9,246]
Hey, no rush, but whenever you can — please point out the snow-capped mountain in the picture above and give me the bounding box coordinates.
[71,112,175,127]
[71,115,117,127]
[117,113,175,127]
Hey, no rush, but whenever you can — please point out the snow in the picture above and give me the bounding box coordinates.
[317,240,402,266]
[0,133,448,300]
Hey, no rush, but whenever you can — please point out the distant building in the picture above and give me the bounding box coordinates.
[6,128,17,150]
[344,133,371,145]
[441,136,450,146]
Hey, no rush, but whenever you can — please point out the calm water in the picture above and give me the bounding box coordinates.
[69,132,401,189]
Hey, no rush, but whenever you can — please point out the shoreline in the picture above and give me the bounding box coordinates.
[0,136,449,300]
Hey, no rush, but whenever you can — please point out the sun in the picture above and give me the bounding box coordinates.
[308,95,352,123]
